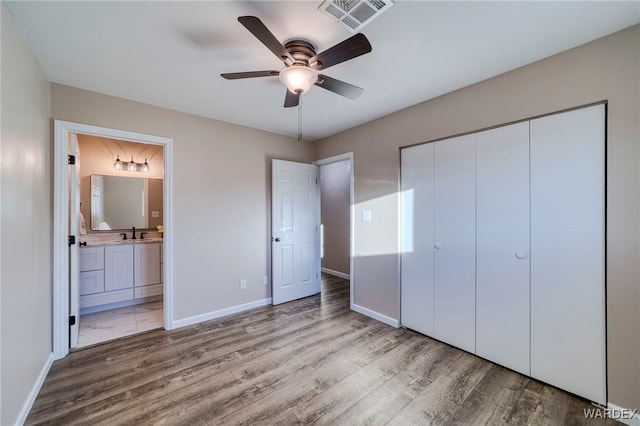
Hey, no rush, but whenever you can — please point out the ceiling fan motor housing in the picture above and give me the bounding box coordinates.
[283,40,318,68]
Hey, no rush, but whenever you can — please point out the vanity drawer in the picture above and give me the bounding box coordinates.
[79,246,105,271]
[79,270,105,295]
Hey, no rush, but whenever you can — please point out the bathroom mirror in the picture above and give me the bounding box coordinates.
[89,174,163,231]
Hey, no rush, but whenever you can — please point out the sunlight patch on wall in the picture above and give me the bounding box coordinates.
[353,191,410,257]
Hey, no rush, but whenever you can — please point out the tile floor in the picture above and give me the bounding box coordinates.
[77,300,163,348]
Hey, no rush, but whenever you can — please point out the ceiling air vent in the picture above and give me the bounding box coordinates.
[318,0,394,33]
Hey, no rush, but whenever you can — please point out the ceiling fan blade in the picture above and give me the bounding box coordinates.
[310,33,372,71]
[221,71,280,80]
[284,89,300,108]
[238,16,294,64]
[315,74,364,100]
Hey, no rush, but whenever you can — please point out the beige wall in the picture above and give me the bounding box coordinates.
[320,161,350,275]
[314,25,640,409]
[77,135,164,233]
[51,84,313,321]
[1,3,53,424]
[148,178,163,229]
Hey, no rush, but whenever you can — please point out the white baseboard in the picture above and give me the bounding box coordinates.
[351,303,399,328]
[171,298,272,329]
[321,267,350,280]
[607,403,640,425]
[16,352,53,425]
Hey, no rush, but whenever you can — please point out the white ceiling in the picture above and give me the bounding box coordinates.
[6,1,640,141]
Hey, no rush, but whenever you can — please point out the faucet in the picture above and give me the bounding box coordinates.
[140,232,147,240]
[131,226,136,240]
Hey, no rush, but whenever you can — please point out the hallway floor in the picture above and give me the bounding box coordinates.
[77,299,163,348]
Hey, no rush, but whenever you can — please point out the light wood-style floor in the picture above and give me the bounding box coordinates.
[27,275,615,425]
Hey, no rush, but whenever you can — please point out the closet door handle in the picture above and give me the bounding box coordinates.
[515,251,527,259]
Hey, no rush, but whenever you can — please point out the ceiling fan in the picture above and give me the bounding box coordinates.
[221,16,372,108]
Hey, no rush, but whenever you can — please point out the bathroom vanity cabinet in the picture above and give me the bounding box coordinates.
[134,243,163,299]
[79,241,162,312]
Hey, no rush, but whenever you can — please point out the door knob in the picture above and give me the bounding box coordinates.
[515,251,526,259]
[274,237,281,242]
[434,242,442,249]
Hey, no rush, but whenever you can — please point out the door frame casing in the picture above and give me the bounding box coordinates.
[53,120,174,360]
[314,152,354,308]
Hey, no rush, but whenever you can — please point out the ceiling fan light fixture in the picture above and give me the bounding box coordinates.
[279,66,318,95]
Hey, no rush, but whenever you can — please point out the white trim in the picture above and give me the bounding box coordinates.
[313,152,354,308]
[15,353,53,425]
[172,298,273,329]
[607,403,640,426]
[351,303,400,328]
[53,121,174,359]
[53,122,70,359]
[321,267,350,280]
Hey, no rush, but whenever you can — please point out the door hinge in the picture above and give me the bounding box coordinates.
[68,235,76,247]
[69,315,76,326]
[68,155,76,165]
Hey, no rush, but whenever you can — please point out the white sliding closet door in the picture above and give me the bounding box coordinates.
[400,143,435,335]
[433,134,476,353]
[530,104,606,404]
[475,122,531,375]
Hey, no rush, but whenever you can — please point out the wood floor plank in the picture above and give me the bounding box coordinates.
[387,352,492,425]
[446,363,529,425]
[26,274,609,426]
[291,334,435,423]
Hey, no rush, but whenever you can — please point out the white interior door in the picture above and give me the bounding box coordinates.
[530,104,606,404]
[68,133,80,348]
[475,122,530,375]
[433,134,476,353]
[400,143,435,335]
[271,159,320,305]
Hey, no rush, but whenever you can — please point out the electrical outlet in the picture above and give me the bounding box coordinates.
[151,211,160,218]
[263,275,269,285]
[240,279,247,290]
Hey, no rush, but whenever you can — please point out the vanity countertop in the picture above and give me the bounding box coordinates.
[82,238,163,247]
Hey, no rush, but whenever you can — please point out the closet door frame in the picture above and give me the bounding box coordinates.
[399,101,607,405]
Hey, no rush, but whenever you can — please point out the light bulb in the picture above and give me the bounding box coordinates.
[114,155,123,171]
[128,156,137,172]
[142,159,149,173]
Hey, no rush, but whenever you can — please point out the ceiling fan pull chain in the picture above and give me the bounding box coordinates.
[298,103,303,142]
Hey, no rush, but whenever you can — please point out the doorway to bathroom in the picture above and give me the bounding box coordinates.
[52,121,174,360]
[75,135,165,348]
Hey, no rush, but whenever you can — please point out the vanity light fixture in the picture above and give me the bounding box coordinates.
[113,155,150,173]
[113,154,123,171]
